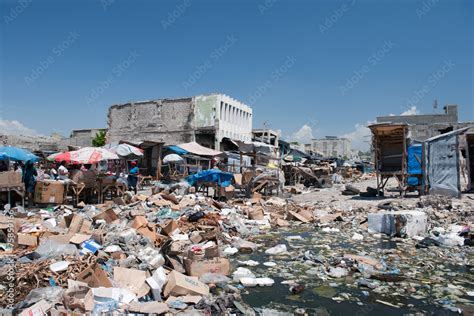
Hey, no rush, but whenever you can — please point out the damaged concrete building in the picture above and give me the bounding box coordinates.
[107,93,252,149]
[106,94,252,176]
[376,105,474,141]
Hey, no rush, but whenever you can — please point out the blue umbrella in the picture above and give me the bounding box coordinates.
[0,146,40,162]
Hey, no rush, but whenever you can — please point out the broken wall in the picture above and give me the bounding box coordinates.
[107,98,196,145]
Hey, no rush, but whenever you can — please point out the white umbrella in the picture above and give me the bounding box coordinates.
[103,143,143,158]
[163,154,184,164]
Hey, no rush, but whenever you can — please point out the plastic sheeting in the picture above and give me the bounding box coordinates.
[186,169,234,187]
[407,144,422,186]
[425,128,468,197]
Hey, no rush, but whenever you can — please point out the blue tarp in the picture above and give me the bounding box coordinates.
[0,146,39,162]
[166,145,188,155]
[186,169,234,187]
[407,144,422,186]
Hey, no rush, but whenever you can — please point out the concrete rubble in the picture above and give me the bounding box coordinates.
[0,176,473,315]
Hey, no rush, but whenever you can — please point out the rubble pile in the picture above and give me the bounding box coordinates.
[0,186,472,315]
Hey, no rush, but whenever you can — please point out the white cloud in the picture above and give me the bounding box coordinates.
[0,119,40,136]
[340,121,374,151]
[290,124,313,144]
[400,106,419,116]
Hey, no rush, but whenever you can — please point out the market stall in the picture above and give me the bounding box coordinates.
[0,146,40,206]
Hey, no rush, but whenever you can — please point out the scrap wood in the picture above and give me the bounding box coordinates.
[0,255,96,305]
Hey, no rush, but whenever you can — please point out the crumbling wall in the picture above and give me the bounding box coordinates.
[107,98,195,145]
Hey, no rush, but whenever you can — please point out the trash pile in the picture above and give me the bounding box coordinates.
[0,183,472,315]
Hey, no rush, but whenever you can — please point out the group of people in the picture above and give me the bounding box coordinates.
[6,160,140,206]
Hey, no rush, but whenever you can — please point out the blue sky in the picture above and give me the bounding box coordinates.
[0,0,472,149]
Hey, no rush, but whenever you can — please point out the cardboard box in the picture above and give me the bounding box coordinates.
[161,220,180,236]
[76,263,112,288]
[34,180,65,204]
[17,233,39,247]
[0,171,22,187]
[131,216,148,229]
[184,257,230,277]
[163,270,209,297]
[93,208,118,224]
[248,208,264,220]
[67,214,92,234]
[114,267,150,297]
[0,216,20,249]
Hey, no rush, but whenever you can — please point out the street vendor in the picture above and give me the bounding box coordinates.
[22,161,37,207]
[58,161,69,180]
[49,163,58,179]
[128,161,139,194]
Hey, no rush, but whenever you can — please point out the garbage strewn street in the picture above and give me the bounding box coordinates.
[0,175,472,315]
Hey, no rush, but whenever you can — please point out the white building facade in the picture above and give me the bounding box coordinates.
[310,136,351,158]
[195,94,253,150]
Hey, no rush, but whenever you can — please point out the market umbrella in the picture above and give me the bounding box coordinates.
[103,143,143,158]
[54,147,119,164]
[163,153,184,164]
[46,152,62,161]
[0,146,39,162]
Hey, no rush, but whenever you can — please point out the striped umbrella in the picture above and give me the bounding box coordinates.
[54,147,119,164]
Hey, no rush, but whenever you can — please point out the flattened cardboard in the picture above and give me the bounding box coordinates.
[160,193,178,204]
[19,299,52,316]
[69,233,92,245]
[289,210,310,223]
[137,225,157,242]
[113,267,150,297]
[248,208,264,220]
[163,270,209,297]
[131,216,148,229]
[184,257,230,277]
[128,301,169,314]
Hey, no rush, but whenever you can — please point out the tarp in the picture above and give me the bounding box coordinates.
[407,144,422,186]
[167,145,188,155]
[175,142,222,157]
[0,146,40,162]
[425,127,469,197]
[186,169,234,187]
